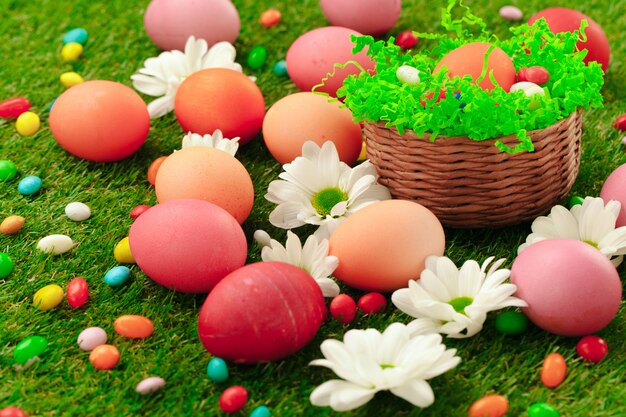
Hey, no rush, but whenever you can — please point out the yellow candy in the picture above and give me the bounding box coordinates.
[61,42,83,62]
[357,140,367,161]
[33,284,64,310]
[16,112,40,136]
[60,72,84,88]
[114,237,135,264]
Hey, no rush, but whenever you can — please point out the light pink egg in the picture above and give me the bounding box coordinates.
[600,163,626,227]
[320,0,402,35]
[511,239,621,336]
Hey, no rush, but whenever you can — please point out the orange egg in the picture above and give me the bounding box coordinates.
[468,394,509,417]
[433,42,516,91]
[147,156,167,185]
[541,353,567,388]
[263,92,363,165]
[155,147,254,224]
[89,344,120,370]
[114,315,154,339]
[329,200,445,292]
[174,69,265,145]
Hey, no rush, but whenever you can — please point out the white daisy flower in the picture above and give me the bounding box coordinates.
[309,322,460,412]
[265,141,391,239]
[131,36,245,118]
[392,256,527,339]
[181,130,240,156]
[256,230,340,297]
[518,196,626,266]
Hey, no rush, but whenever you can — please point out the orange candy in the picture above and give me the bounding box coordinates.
[0,215,25,235]
[147,156,167,185]
[541,353,567,388]
[260,9,281,27]
[89,344,120,370]
[468,394,509,417]
[114,315,154,339]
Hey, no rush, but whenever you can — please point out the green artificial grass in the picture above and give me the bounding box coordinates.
[1,0,625,416]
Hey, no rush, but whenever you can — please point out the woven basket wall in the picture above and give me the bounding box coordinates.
[364,110,583,228]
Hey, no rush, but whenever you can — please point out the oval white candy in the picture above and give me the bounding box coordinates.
[65,202,91,221]
[396,65,420,84]
[77,327,108,351]
[136,376,165,394]
[499,5,523,21]
[37,234,74,255]
[510,81,545,97]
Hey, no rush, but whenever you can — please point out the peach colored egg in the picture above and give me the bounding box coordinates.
[329,200,445,292]
[433,42,516,91]
[262,92,362,165]
[600,163,626,227]
[320,0,402,35]
[155,147,253,224]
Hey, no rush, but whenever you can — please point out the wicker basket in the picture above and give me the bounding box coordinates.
[364,109,583,228]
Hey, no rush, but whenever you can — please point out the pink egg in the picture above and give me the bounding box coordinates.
[600,163,626,227]
[198,262,327,363]
[286,26,375,97]
[129,199,247,293]
[320,0,402,35]
[511,239,621,336]
[144,0,240,51]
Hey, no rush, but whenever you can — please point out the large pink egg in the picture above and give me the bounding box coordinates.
[600,163,626,227]
[129,199,247,293]
[198,262,327,363]
[144,0,240,51]
[511,239,621,336]
[286,26,375,97]
[320,0,402,35]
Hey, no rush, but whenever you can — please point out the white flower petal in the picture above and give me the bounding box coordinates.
[310,380,377,412]
[390,379,435,408]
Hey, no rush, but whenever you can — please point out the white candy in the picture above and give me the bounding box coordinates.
[37,234,74,255]
[77,327,108,351]
[499,5,523,21]
[510,81,545,97]
[136,376,166,394]
[396,65,420,85]
[621,136,626,146]
[65,202,91,221]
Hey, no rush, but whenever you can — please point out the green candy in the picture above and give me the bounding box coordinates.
[568,195,585,208]
[495,311,529,335]
[247,46,268,70]
[0,160,17,181]
[528,402,560,417]
[13,335,48,365]
[0,253,14,278]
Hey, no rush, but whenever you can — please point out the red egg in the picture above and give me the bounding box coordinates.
[433,42,516,91]
[529,8,610,73]
[576,336,608,363]
[129,199,247,293]
[330,294,357,324]
[396,30,418,49]
[130,204,151,220]
[174,69,265,145]
[0,97,30,118]
[219,386,248,414]
[615,114,626,131]
[357,292,387,314]
[198,262,327,363]
[49,81,150,162]
[66,277,88,308]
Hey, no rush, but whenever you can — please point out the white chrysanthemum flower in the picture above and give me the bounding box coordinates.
[181,130,240,156]
[392,256,527,339]
[256,230,340,297]
[131,36,245,118]
[309,322,460,412]
[518,196,626,266]
[265,141,391,239]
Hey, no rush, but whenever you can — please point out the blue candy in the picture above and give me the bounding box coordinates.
[273,60,288,77]
[17,176,42,195]
[250,405,271,417]
[207,357,229,383]
[63,28,88,45]
[104,266,131,286]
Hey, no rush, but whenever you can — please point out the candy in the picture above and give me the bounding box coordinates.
[273,60,288,77]
[65,202,91,221]
[468,394,508,417]
[541,353,567,388]
[136,377,165,394]
[517,66,550,85]
[89,344,120,370]
[0,216,24,235]
[37,234,74,255]
[114,237,135,263]
[13,336,48,364]
[527,402,560,417]
[495,311,528,335]
[499,5,523,21]
[396,65,420,84]
[260,9,281,28]
[568,195,585,208]
[247,46,268,69]
[77,327,108,351]
[395,30,418,49]
[615,114,626,131]
[0,97,30,118]
[33,284,64,310]
[147,156,167,185]
[219,386,248,414]
[66,277,88,308]
[63,28,88,45]
[17,176,42,195]
[510,81,544,97]
[114,315,154,339]
[130,205,151,220]
[0,253,14,278]
[60,71,84,88]
[330,294,357,324]
[61,42,83,62]
[0,160,18,181]
[207,357,229,383]
[576,336,608,363]
[103,266,131,287]
[0,407,28,417]
[249,406,271,417]
[357,292,387,315]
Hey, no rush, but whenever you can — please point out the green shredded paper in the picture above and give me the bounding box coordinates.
[334,0,604,153]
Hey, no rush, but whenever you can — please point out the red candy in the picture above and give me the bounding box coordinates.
[219,386,248,413]
[357,292,387,314]
[130,205,151,220]
[330,294,357,324]
[0,97,30,118]
[0,407,28,417]
[576,336,608,363]
[395,30,418,49]
[66,277,88,308]
[614,114,626,131]
[517,66,550,85]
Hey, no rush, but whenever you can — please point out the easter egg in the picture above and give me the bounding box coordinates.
[13,336,48,365]
[144,0,240,51]
[433,42,516,91]
[77,327,108,351]
[286,26,375,97]
[174,69,265,145]
[219,386,248,413]
[529,8,610,73]
[63,28,88,45]
[65,202,91,221]
[114,237,135,263]
[600,163,626,227]
[89,344,120,370]
[154,147,254,224]
[0,97,30,118]
[357,292,387,314]
[198,262,326,363]
[330,294,357,324]
[17,176,42,196]
[262,92,362,165]
[511,239,621,336]
[319,0,402,35]
[329,200,445,292]
[37,234,74,255]
[49,80,150,162]
[136,377,165,395]
[33,285,64,310]
[0,160,18,181]
[129,199,247,293]
[468,394,509,417]
[207,357,229,383]
[576,336,608,363]
[541,353,567,388]
[0,253,14,279]
[66,277,88,308]
[0,407,28,417]
[103,266,131,287]
[395,30,418,49]
[114,315,154,339]
[0,215,24,235]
